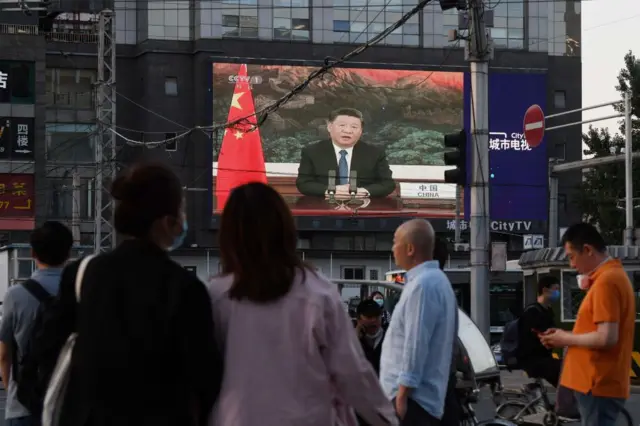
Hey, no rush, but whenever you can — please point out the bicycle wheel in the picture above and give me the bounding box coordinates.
[496,400,537,421]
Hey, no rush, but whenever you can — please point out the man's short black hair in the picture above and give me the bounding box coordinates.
[328,108,364,125]
[433,236,448,270]
[561,223,607,253]
[357,299,382,318]
[537,275,559,295]
[30,221,73,267]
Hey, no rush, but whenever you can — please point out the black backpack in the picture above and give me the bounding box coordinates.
[13,279,56,418]
[499,304,543,370]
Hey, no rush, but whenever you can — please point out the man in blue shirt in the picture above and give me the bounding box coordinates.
[0,221,73,426]
[380,219,457,425]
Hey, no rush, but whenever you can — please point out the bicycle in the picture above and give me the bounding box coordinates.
[495,377,634,426]
[456,374,518,426]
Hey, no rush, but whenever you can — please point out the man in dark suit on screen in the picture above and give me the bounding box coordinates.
[296,108,395,199]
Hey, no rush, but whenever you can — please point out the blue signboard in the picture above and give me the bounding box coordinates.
[464,72,548,222]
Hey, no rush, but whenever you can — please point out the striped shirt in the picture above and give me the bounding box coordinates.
[379,260,457,419]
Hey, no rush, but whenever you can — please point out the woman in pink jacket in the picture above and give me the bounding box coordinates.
[208,182,397,426]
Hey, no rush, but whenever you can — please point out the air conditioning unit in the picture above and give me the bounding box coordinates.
[454,243,470,252]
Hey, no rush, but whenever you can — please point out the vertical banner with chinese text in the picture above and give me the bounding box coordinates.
[0,118,35,160]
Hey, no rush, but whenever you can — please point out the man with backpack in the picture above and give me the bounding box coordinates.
[516,275,562,387]
[500,276,561,385]
[0,221,73,426]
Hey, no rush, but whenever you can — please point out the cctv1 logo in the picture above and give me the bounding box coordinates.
[228,75,263,84]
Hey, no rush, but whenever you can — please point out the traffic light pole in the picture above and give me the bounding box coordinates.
[467,0,492,340]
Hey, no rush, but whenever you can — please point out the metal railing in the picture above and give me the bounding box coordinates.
[45,91,94,109]
[45,31,98,43]
[0,24,98,43]
[0,23,39,35]
[331,279,403,292]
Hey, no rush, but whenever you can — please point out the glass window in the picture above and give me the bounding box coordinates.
[49,178,73,219]
[47,177,92,219]
[333,20,350,32]
[291,29,310,40]
[46,123,96,163]
[222,7,259,38]
[164,77,178,96]
[368,269,379,281]
[493,38,508,48]
[403,35,420,46]
[489,282,521,328]
[240,16,258,28]
[222,15,239,27]
[274,18,309,40]
[491,27,507,39]
[384,34,403,45]
[508,28,524,39]
[165,132,177,151]
[0,61,36,104]
[18,259,34,279]
[507,38,524,49]
[292,18,309,30]
[402,23,419,35]
[368,23,385,34]
[507,1,524,17]
[554,90,566,109]
[350,22,367,33]
[342,266,365,280]
[274,17,291,30]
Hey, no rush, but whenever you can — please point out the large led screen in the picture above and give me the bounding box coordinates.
[211,62,465,217]
[464,72,548,222]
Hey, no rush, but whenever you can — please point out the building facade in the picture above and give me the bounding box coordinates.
[0,0,582,282]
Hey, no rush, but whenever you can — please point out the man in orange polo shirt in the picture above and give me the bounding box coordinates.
[540,223,635,426]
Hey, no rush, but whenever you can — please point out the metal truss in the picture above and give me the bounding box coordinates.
[93,9,116,253]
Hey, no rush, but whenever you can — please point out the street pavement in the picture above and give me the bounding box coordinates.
[0,374,638,425]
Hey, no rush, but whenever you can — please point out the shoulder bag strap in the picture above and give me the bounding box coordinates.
[22,279,52,303]
[523,303,544,315]
[75,255,96,303]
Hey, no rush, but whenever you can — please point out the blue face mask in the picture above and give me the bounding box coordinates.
[374,298,384,307]
[549,289,560,302]
[168,219,188,252]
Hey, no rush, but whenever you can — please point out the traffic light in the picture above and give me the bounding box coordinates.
[443,130,467,185]
[439,0,465,11]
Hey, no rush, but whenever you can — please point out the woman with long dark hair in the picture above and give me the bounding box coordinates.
[209,182,396,426]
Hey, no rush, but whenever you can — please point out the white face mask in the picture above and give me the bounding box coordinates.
[575,256,609,291]
[576,274,589,290]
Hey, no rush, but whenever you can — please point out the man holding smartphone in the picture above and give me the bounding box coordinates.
[517,276,562,387]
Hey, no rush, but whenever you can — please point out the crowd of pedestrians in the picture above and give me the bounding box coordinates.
[0,161,634,426]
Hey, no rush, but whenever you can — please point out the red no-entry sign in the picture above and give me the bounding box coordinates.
[523,104,545,148]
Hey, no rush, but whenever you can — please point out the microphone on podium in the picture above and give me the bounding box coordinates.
[327,170,336,203]
[349,170,357,202]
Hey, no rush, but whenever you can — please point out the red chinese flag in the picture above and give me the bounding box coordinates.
[215,64,267,211]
